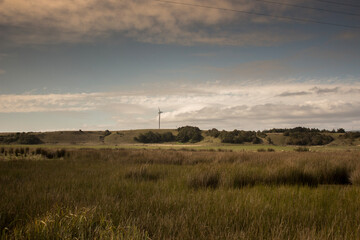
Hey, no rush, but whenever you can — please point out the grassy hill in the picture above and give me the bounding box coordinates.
[0,129,359,152]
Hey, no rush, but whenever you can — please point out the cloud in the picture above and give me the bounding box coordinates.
[0,69,5,74]
[311,87,340,94]
[0,0,314,46]
[334,31,360,41]
[277,91,311,97]
[191,52,217,57]
[1,82,360,130]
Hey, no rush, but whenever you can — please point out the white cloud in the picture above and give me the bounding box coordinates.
[1,82,360,130]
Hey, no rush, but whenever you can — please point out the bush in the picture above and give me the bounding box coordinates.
[176,126,203,143]
[0,133,42,144]
[343,132,360,139]
[134,131,175,143]
[161,132,175,142]
[252,137,262,144]
[219,130,258,144]
[18,134,43,144]
[206,128,220,138]
[287,132,333,146]
[257,131,267,138]
[294,147,310,152]
[55,149,66,158]
[337,128,345,133]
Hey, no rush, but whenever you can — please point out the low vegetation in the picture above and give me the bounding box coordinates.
[285,131,333,145]
[206,128,262,144]
[134,131,175,143]
[1,148,360,239]
[0,147,67,160]
[0,133,42,144]
[176,126,203,143]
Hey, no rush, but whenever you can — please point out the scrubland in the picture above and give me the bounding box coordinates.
[1,148,360,239]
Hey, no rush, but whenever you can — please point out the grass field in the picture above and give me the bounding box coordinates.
[1,148,360,239]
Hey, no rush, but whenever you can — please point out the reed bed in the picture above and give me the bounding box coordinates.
[1,148,360,239]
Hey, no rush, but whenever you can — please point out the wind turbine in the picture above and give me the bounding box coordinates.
[158,107,163,129]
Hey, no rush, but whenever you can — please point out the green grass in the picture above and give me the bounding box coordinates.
[2,143,359,154]
[1,149,360,239]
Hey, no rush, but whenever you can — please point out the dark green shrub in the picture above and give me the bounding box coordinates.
[294,147,310,152]
[134,131,175,143]
[287,132,333,146]
[206,128,220,138]
[35,148,42,155]
[252,137,262,144]
[257,131,267,138]
[17,134,42,144]
[219,130,260,144]
[176,126,203,143]
[337,128,345,133]
[161,132,175,142]
[56,149,66,158]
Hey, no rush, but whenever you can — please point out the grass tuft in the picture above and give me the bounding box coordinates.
[4,207,150,240]
[188,167,220,189]
[125,165,162,181]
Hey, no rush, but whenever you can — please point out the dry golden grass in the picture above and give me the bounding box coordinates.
[1,148,360,239]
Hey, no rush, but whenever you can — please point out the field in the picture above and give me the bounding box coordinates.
[1,147,360,239]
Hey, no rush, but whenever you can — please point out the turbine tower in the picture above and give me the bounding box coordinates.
[158,107,163,129]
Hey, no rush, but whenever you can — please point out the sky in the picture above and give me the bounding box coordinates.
[0,0,360,132]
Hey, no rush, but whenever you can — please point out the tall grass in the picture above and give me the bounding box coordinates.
[1,148,360,239]
[5,207,149,240]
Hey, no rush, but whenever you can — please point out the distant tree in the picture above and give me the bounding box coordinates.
[134,131,175,143]
[18,134,42,144]
[206,128,220,138]
[176,126,203,143]
[218,130,258,144]
[257,130,267,138]
[337,128,345,133]
[161,132,175,142]
[0,133,42,145]
[252,137,262,144]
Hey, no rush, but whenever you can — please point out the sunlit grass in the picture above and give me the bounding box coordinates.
[1,148,360,239]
